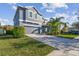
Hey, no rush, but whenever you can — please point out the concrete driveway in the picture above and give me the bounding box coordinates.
[26,34,79,56]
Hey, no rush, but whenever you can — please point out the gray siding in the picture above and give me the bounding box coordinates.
[13,8,19,26]
[14,6,27,26]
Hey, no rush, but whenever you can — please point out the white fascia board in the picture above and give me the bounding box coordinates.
[19,19,43,25]
[19,19,24,21]
[19,19,42,25]
[25,20,42,25]
[23,23,42,27]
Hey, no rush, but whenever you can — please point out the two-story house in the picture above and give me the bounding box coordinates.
[13,6,48,34]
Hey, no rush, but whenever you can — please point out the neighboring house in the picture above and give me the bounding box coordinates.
[68,27,79,34]
[13,6,48,34]
[2,25,14,31]
[0,23,6,35]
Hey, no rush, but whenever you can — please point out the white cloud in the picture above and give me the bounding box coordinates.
[55,13,69,18]
[53,3,68,9]
[42,3,54,9]
[0,18,13,25]
[12,5,17,10]
[8,3,17,10]
[42,3,49,8]
[0,18,8,25]
[46,9,54,12]
[54,12,79,25]
[54,13,72,25]
[42,3,68,13]
[42,3,68,9]
[70,15,78,22]
[44,17,50,21]
[72,10,79,16]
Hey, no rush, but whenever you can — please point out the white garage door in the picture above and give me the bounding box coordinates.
[25,26,39,34]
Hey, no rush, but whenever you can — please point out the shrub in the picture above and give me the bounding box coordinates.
[6,30,13,35]
[12,26,25,38]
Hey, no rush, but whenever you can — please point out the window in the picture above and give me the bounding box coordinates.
[19,10,23,20]
[26,10,27,18]
[35,14,37,19]
[30,12,32,17]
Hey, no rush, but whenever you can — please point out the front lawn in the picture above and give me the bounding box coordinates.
[57,34,79,39]
[0,35,54,56]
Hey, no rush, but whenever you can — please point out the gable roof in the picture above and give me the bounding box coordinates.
[17,6,42,16]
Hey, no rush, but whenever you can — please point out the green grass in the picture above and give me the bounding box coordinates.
[0,35,54,56]
[57,34,79,39]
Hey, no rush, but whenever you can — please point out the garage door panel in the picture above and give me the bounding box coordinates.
[25,26,39,34]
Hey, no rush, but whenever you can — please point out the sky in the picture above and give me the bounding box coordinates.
[0,3,79,26]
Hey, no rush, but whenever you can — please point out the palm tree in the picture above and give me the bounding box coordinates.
[47,17,64,35]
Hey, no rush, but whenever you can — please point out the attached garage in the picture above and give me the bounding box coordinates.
[25,26,40,34]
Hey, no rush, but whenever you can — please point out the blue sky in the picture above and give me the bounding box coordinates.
[0,3,79,25]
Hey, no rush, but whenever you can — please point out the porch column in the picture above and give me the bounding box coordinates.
[38,27,40,34]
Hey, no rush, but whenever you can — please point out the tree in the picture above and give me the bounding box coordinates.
[47,17,64,35]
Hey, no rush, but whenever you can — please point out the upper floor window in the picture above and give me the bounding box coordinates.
[26,10,28,18]
[30,12,32,17]
[19,10,23,20]
[35,14,37,19]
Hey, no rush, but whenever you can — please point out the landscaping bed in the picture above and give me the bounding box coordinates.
[0,35,54,56]
[57,34,79,39]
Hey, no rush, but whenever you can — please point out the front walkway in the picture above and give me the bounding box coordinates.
[26,34,79,56]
